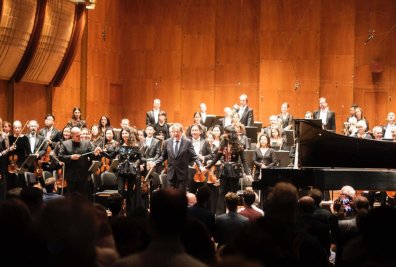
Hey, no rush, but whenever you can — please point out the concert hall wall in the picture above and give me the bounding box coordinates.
[0,0,395,132]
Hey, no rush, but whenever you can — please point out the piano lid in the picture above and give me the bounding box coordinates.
[297,119,396,169]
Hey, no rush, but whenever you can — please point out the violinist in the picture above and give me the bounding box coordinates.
[58,127,101,196]
[98,115,111,137]
[115,127,146,213]
[96,128,119,174]
[8,120,30,188]
[205,125,251,213]
[80,127,91,141]
[143,125,161,161]
[188,124,206,193]
[2,120,11,136]
[38,114,61,149]
[27,120,47,158]
[90,125,103,147]
[0,118,9,199]
[66,107,86,129]
[186,112,207,139]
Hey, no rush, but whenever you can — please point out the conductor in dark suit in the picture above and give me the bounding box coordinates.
[59,127,101,196]
[313,97,336,131]
[146,98,165,126]
[237,94,254,126]
[147,123,205,192]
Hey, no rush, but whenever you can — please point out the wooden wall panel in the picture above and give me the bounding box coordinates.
[260,0,321,125]
[13,82,47,125]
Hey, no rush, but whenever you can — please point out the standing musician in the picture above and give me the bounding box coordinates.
[8,120,30,189]
[147,123,206,192]
[38,114,61,150]
[146,98,165,126]
[115,127,146,213]
[313,97,336,131]
[253,134,277,181]
[383,112,395,139]
[186,112,207,139]
[90,125,103,147]
[96,128,119,175]
[0,118,9,199]
[2,120,11,136]
[236,94,254,126]
[188,124,206,194]
[27,120,47,158]
[66,107,87,129]
[205,125,251,213]
[143,125,161,162]
[58,127,101,197]
[98,115,111,137]
[154,111,170,142]
[277,102,294,130]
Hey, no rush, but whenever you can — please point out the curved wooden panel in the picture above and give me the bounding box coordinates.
[21,0,75,84]
[52,4,86,87]
[0,0,37,80]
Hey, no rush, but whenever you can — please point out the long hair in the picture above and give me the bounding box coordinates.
[120,127,139,147]
[98,115,111,128]
[220,125,243,152]
[71,107,82,120]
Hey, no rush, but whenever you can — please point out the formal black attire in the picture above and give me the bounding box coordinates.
[38,127,61,149]
[277,113,293,129]
[206,141,250,213]
[58,140,97,196]
[154,122,170,141]
[66,119,86,129]
[188,136,206,194]
[154,137,203,192]
[8,135,30,189]
[146,109,164,126]
[237,106,254,126]
[0,134,9,199]
[116,145,146,212]
[253,147,277,180]
[201,141,220,214]
[313,109,336,131]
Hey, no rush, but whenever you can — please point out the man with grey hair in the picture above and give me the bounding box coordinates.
[146,98,165,126]
[147,123,205,192]
[59,127,101,196]
[237,94,254,126]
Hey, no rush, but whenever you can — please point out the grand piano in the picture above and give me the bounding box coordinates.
[253,119,396,191]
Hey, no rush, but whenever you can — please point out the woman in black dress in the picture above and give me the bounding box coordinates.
[116,127,146,213]
[253,134,277,181]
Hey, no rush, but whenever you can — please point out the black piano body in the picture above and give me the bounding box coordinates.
[253,120,396,191]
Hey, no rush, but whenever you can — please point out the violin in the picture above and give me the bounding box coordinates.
[34,159,43,178]
[8,154,19,173]
[41,146,51,163]
[100,156,110,173]
[55,168,67,194]
[141,175,149,194]
[207,165,219,186]
[193,163,206,183]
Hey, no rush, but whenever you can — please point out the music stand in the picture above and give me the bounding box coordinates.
[18,154,37,174]
[203,115,215,129]
[245,126,258,144]
[108,159,119,173]
[253,121,263,132]
[89,160,101,173]
[274,151,290,167]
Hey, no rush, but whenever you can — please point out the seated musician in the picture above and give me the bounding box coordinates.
[372,126,383,140]
[344,116,358,136]
[351,120,372,139]
[383,112,396,139]
[262,115,283,138]
[269,128,283,150]
[305,111,313,119]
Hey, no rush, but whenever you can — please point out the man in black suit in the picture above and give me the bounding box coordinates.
[143,125,161,161]
[59,127,101,196]
[237,94,254,126]
[27,120,47,158]
[313,97,336,131]
[38,114,61,150]
[148,123,205,192]
[146,98,165,126]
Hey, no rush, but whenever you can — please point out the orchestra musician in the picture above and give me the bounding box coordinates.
[154,111,170,142]
[277,102,293,130]
[143,125,161,162]
[147,123,205,192]
[188,124,206,194]
[27,120,47,158]
[8,120,30,189]
[205,125,251,213]
[313,97,336,131]
[211,125,223,148]
[219,107,233,128]
[58,127,101,196]
[146,98,165,126]
[355,107,369,131]
[351,120,372,139]
[253,134,277,181]
[66,107,86,129]
[305,111,313,119]
[372,126,383,140]
[0,118,9,199]
[269,128,284,150]
[236,94,254,126]
[234,122,250,149]
[383,112,395,139]
[186,112,207,139]
[2,120,11,136]
[98,115,111,137]
[38,114,61,150]
[199,102,208,125]
[80,127,91,141]
[90,125,103,147]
